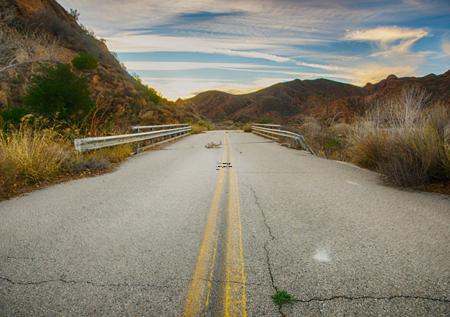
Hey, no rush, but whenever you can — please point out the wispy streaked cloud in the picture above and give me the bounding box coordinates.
[345,26,428,56]
[124,61,284,71]
[59,0,450,99]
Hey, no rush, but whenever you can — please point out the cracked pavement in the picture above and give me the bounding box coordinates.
[1,131,450,316]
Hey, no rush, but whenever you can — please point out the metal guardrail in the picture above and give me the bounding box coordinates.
[131,124,189,132]
[251,123,282,129]
[251,124,315,155]
[74,124,191,153]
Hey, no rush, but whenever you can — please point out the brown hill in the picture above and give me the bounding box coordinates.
[0,0,198,130]
[180,71,450,123]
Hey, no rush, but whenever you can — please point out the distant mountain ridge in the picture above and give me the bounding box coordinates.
[179,71,450,123]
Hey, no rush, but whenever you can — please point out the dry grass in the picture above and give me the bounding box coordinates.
[242,123,252,132]
[191,123,207,134]
[190,120,215,134]
[298,117,349,160]
[350,88,450,187]
[298,87,449,189]
[0,126,132,199]
[0,127,71,183]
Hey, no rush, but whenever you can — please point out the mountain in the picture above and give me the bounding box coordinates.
[0,0,198,129]
[179,71,450,123]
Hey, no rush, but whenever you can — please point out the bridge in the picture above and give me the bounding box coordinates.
[1,127,449,316]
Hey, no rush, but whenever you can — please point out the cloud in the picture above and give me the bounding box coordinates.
[295,61,349,71]
[349,64,415,85]
[345,26,428,42]
[123,61,284,71]
[105,34,292,63]
[57,1,447,99]
[344,26,428,56]
[442,38,450,56]
[175,10,246,22]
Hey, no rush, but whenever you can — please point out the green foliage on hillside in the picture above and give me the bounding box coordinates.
[72,52,98,70]
[24,64,94,123]
[133,75,162,104]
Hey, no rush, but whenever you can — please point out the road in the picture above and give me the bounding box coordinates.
[1,130,449,316]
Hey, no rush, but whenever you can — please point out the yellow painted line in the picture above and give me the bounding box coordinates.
[183,139,227,317]
[223,134,247,317]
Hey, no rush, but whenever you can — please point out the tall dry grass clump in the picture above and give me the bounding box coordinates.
[0,126,71,183]
[0,124,133,199]
[350,87,450,187]
[298,117,350,160]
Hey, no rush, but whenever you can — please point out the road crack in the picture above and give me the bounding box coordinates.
[293,294,450,304]
[0,275,169,289]
[247,186,450,315]
[249,186,285,316]
[0,275,264,288]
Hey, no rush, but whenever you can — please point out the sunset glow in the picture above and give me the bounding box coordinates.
[59,0,450,99]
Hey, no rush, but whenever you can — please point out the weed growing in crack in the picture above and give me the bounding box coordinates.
[272,290,296,306]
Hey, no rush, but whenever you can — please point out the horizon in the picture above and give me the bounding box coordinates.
[59,0,450,100]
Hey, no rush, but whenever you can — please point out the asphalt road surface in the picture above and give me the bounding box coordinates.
[1,131,449,316]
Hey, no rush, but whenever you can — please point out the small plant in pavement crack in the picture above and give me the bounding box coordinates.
[272,290,296,306]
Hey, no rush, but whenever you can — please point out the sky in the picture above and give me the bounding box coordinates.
[59,0,450,100]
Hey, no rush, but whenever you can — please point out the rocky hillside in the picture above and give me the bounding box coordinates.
[180,71,450,123]
[0,0,198,130]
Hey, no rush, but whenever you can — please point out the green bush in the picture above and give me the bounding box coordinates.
[0,106,29,126]
[72,52,98,70]
[24,64,94,123]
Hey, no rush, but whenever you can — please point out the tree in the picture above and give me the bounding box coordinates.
[69,8,80,21]
[24,64,94,122]
[72,52,98,70]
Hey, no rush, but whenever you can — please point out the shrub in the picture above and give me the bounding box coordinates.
[66,144,132,173]
[190,120,214,134]
[242,123,252,132]
[350,89,449,187]
[24,64,94,123]
[72,52,98,70]
[133,75,162,104]
[298,117,349,160]
[191,123,207,134]
[0,106,29,126]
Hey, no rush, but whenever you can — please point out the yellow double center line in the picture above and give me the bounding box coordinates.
[183,133,247,317]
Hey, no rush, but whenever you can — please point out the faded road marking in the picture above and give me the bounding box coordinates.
[183,140,227,316]
[223,134,247,317]
[183,133,247,317]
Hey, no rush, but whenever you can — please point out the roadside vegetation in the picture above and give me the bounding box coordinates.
[272,290,296,307]
[242,123,252,132]
[297,87,450,191]
[0,121,133,200]
[190,120,215,134]
[0,53,174,200]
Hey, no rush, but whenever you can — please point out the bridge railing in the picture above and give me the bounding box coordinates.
[251,124,315,155]
[74,124,191,153]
